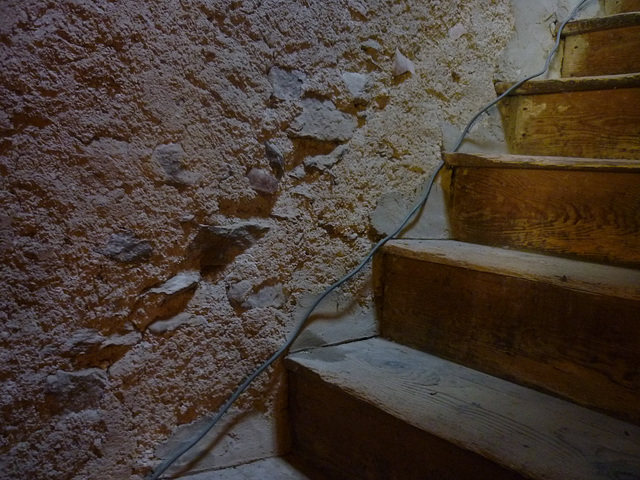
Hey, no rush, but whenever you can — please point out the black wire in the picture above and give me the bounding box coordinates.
[147,1,592,477]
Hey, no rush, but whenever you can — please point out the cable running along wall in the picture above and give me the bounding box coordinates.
[147,0,593,477]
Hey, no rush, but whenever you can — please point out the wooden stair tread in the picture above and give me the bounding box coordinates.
[377,240,640,423]
[495,72,640,95]
[444,152,640,171]
[286,338,640,480]
[561,12,640,77]
[382,240,640,301]
[562,12,640,36]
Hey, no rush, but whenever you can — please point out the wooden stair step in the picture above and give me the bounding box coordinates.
[286,338,640,480]
[561,13,640,77]
[443,152,640,267]
[605,0,640,15]
[374,239,640,424]
[495,73,640,159]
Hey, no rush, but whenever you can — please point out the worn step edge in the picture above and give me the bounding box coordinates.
[495,72,640,95]
[444,152,640,171]
[562,11,640,36]
[381,240,640,301]
[286,338,640,480]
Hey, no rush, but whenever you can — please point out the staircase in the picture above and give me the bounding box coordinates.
[285,3,640,479]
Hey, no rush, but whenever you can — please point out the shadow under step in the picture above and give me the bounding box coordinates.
[495,73,640,159]
[444,152,640,267]
[561,12,640,77]
[374,239,640,424]
[286,338,640,480]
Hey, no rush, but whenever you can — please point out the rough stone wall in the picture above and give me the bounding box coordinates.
[0,0,514,478]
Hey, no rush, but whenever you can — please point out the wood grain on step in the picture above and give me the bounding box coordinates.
[448,167,640,267]
[499,88,640,159]
[562,24,640,77]
[287,338,640,480]
[376,241,640,424]
[289,373,527,480]
[444,152,640,171]
[605,0,640,14]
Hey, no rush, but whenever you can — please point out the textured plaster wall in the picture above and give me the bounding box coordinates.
[0,0,517,478]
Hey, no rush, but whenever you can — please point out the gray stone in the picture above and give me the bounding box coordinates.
[100,331,142,348]
[370,191,410,237]
[268,66,306,101]
[45,368,108,411]
[243,284,285,309]
[247,168,279,194]
[66,329,105,354]
[99,231,153,263]
[393,49,415,76]
[288,165,306,180]
[153,143,195,185]
[227,282,285,309]
[290,98,357,142]
[449,22,467,40]
[147,271,201,296]
[227,280,253,307]
[189,222,270,268]
[304,145,348,172]
[264,141,285,178]
[361,39,383,52]
[147,313,205,334]
[342,72,370,99]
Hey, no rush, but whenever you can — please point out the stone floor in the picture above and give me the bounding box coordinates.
[176,456,321,480]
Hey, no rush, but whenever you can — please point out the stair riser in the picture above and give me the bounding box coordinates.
[562,24,640,77]
[605,0,640,14]
[448,167,640,267]
[499,88,640,159]
[375,252,640,424]
[288,373,527,480]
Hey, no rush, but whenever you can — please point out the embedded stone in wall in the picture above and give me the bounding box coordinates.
[247,168,279,194]
[63,327,142,367]
[100,331,142,349]
[393,49,415,76]
[152,143,196,185]
[133,271,201,331]
[45,368,108,412]
[342,72,370,99]
[304,145,348,173]
[361,39,383,53]
[99,231,153,263]
[227,281,285,309]
[290,98,357,142]
[147,271,201,296]
[65,329,105,355]
[147,312,206,334]
[449,22,468,40]
[268,66,306,101]
[189,222,270,268]
[244,284,285,309]
[264,141,285,178]
[370,191,410,236]
[227,280,253,307]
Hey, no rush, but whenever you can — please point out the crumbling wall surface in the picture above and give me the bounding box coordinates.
[0,0,513,478]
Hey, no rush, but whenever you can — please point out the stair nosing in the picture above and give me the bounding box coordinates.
[562,11,640,36]
[443,152,640,171]
[494,72,640,96]
[286,337,640,480]
[382,240,640,301]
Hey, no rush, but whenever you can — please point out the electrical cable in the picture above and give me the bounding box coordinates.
[147,1,592,477]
